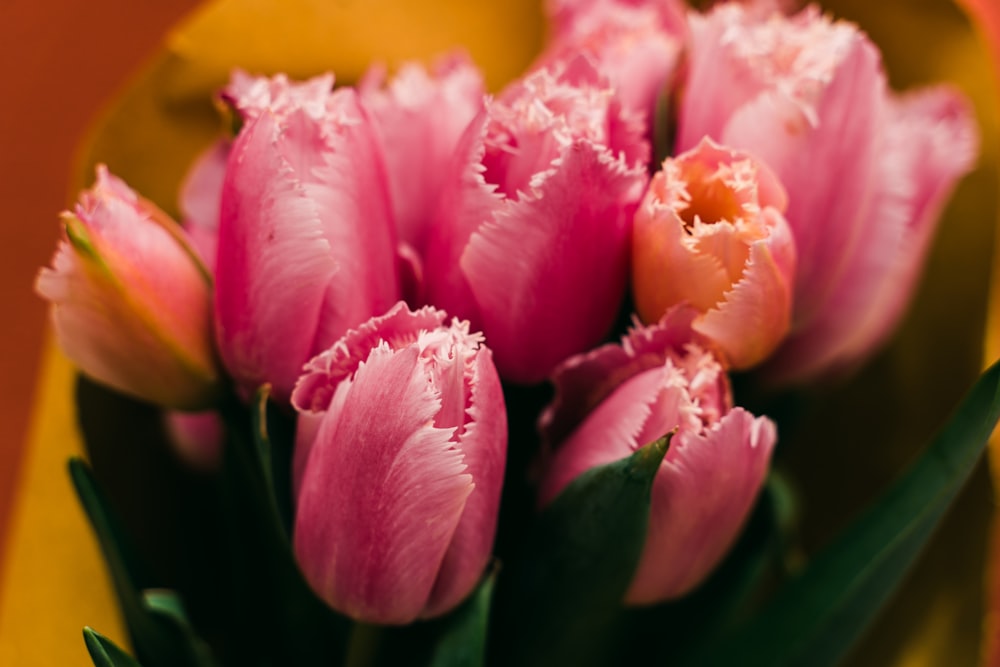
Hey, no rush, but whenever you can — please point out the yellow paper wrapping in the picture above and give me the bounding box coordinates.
[0,340,124,665]
[2,0,998,665]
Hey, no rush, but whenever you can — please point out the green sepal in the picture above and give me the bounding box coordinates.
[695,359,1000,667]
[491,435,670,667]
[427,570,497,667]
[83,627,144,667]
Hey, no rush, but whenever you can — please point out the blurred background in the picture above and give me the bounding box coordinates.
[0,0,203,569]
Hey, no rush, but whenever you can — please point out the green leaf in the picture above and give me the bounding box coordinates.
[696,359,1000,667]
[428,571,497,667]
[216,393,351,664]
[69,460,216,667]
[492,435,670,667]
[83,627,144,667]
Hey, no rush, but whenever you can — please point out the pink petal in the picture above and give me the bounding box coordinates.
[764,86,978,382]
[539,306,708,447]
[215,110,338,401]
[215,90,399,402]
[179,140,230,273]
[627,408,775,603]
[538,0,683,118]
[36,167,218,409]
[462,139,647,382]
[293,343,473,624]
[679,6,886,325]
[424,347,507,617]
[539,364,677,506]
[359,54,486,257]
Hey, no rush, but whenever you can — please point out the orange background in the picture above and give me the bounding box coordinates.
[0,0,204,568]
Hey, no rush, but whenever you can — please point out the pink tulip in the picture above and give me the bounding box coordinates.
[291,302,506,624]
[539,308,775,603]
[36,166,220,409]
[537,0,684,119]
[214,72,400,402]
[675,3,978,383]
[632,138,796,369]
[178,139,229,274]
[423,56,649,384]
[359,54,485,269]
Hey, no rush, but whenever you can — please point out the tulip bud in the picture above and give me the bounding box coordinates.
[539,308,775,602]
[632,138,796,369]
[291,302,507,624]
[35,166,220,409]
[214,72,400,402]
[423,56,649,383]
[676,4,978,382]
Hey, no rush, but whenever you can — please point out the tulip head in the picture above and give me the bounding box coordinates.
[539,308,775,602]
[214,72,400,402]
[424,56,649,383]
[36,167,220,409]
[292,302,507,624]
[633,138,796,369]
[676,3,977,383]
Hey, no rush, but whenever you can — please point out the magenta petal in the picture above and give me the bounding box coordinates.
[627,408,776,603]
[293,344,473,624]
[461,140,646,382]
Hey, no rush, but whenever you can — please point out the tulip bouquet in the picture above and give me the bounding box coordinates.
[34,0,1000,665]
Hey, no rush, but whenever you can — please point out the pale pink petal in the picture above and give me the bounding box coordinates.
[627,408,775,603]
[462,139,646,382]
[179,140,230,273]
[36,168,218,409]
[293,344,473,624]
[764,87,978,382]
[223,70,335,121]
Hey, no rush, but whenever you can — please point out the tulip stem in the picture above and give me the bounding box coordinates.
[344,622,381,667]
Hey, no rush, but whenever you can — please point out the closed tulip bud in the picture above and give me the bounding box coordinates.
[632,138,796,369]
[36,166,220,409]
[291,302,506,624]
[215,72,400,402]
[424,56,649,383]
[676,3,978,382]
[539,308,775,602]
